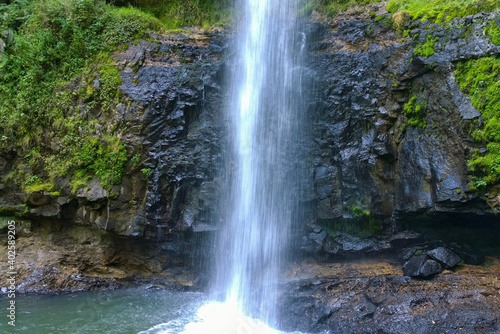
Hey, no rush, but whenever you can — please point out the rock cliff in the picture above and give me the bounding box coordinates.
[1,6,500,294]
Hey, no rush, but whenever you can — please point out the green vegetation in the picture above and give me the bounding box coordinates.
[321,204,381,237]
[386,0,500,23]
[455,56,500,190]
[0,0,169,193]
[484,21,500,46]
[114,0,233,29]
[414,34,438,57]
[140,167,151,178]
[303,0,500,22]
[301,0,381,18]
[0,0,233,196]
[392,10,410,34]
[402,96,427,130]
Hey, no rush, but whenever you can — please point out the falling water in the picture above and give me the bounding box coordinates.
[214,0,304,328]
[140,1,305,333]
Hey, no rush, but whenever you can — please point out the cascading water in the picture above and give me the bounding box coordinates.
[148,1,305,332]
[213,0,305,328]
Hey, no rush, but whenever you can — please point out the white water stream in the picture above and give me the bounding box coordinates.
[149,0,305,332]
[212,0,304,330]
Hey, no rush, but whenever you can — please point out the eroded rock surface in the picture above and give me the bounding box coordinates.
[278,258,500,333]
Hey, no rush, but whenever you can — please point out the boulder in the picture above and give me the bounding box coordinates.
[403,254,443,278]
[427,246,461,269]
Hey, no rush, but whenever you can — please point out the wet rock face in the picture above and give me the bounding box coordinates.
[0,30,228,293]
[278,259,500,334]
[300,12,500,254]
[116,30,228,237]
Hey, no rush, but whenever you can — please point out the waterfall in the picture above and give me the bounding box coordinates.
[214,0,304,328]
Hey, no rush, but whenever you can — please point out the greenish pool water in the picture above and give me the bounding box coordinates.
[0,288,206,334]
[0,288,302,333]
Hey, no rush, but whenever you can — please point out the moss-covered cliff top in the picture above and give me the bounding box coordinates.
[0,0,231,196]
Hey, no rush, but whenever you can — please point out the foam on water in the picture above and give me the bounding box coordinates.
[151,0,305,331]
[142,301,307,334]
[213,0,305,326]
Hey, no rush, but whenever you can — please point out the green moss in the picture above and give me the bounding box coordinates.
[24,180,55,193]
[403,96,427,129]
[0,0,149,193]
[484,21,500,46]
[141,167,151,178]
[73,135,128,189]
[386,0,500,23]
[301,0,382,18]
[374,14,385,22]
[455,56,500,190]
[414,34,439,57]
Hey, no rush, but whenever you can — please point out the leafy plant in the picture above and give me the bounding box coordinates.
[403,96,427,129]
[141,167,151,178]
[414,34,439,57]
[0,0,162,193]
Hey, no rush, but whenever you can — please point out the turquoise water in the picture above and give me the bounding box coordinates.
[0,288,303,333]
[0,288,206,334]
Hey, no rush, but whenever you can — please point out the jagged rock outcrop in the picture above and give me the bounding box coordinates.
[1,6,500,294]
[278,258,500,333]
[300,10,500,256]
[0,29,228,292]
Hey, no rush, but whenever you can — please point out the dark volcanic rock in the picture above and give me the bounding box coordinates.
[0,29,227,293]
[278,259,500,334]
[427,246,461,269]
[403,254,443,278]
[301,11,500,256]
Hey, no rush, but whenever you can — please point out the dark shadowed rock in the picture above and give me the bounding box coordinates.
[427,246,461,269]
[26,192,52,206]
[403,254,443,278]
[389,231,423,250]
[278,259,500,334]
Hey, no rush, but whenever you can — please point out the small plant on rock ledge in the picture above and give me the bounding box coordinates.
[141,167,152,178]
[414,34,439,57]
[403,96,427,130]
